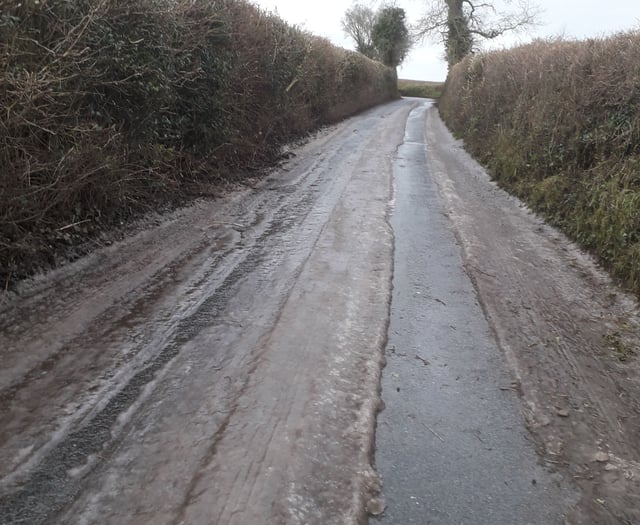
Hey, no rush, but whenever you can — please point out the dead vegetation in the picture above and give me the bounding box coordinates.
[0,0,398,287]
[440,33,640,296]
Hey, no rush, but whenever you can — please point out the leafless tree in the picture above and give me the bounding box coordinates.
[415,0,540,66]
[341,3,378,59]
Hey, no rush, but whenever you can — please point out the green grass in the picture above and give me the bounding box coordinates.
[398,79,444,99]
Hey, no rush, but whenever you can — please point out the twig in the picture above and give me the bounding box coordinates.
[286,78,299,92]
[425,425,445,442]
[3,264,12,294]
[544,458,567,465]
[415,354,430,366]
[468,264,498,279]
[58,218,91,231]
[209,221,247,232]
[21,118,57,136]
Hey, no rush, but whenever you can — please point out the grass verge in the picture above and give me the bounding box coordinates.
[439,33,640,296]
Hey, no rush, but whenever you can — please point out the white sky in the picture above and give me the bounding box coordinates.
[249,0,640,81]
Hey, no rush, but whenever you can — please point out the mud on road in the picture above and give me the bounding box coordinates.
[0,100,413,524]
[1,98,640,524]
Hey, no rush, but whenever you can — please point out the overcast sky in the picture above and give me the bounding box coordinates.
[249,0,640,81]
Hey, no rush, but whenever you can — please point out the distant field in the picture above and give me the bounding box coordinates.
[398,79,445,99]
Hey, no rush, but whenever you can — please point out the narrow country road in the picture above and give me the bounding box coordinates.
[374,103,577,524]
[1,99,640,524]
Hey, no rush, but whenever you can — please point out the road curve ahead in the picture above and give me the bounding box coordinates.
[0,100,409,524]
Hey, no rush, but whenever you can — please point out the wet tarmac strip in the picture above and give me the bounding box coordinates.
[373,101,578,524]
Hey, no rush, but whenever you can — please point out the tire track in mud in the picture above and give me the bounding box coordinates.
[0,162,320,525]
[1,218,280,523]
[0,100,409,524]
[168,116,398,525]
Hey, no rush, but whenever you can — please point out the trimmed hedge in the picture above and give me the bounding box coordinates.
[439,33,640,295]
[0,0,397,284]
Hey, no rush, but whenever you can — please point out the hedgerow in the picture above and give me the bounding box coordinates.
[439,33,640,295]
[0,0,397,285]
